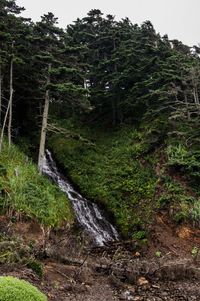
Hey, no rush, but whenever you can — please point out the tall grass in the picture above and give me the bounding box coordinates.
[0,143,74,227]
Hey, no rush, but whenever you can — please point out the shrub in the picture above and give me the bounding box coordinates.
[0,276,47,301]
[167,144,200,183]
[26,259,44,278]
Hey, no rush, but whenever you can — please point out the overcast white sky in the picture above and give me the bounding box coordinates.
[16,0,199,46]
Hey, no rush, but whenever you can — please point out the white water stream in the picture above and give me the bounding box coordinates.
[42,150,119,246]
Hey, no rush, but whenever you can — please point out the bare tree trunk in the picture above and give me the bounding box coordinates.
[184,91,190,120]
[192,87,200,114]
[111,38,119,126]
[111,98,116,126]
[191,67,200,113]
[38,64,51,173]
[8,56,14,147]
[0,65,2,126]
[0,96,11,152]
[195,87,200,110]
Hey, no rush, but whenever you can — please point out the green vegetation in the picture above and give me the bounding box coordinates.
[1,1,200,242]
[167,144,200,189]
[0,234,44,277]
[26,259,44,278]
[191,246,199,257]
[49,118,200,237]
[0,143,74,227]
[155,250,162,258]
[0,235,30,265]
[0,276,47,301]
[49,121,158,236]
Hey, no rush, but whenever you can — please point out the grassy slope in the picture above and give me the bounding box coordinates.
[49,121,158,237]
[49,119,200,238]
[0,143,74,228]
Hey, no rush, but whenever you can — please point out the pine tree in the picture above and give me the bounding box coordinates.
[33,13,89,171]
[0,0,26,150]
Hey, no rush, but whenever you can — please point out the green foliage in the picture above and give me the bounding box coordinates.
[49,119,200,235]
[132,230,147,240]
[190,202,200,225]
[0,143,74,227]
[167,144,200,183]
[49,122,158,236]
[26,259,44,278]
[1,1,200,241]
[157,174,200,224]
[0,276,47,301]
[0,234,44,278]
[155,250,162,258]
[0,235,29,264]
[191,246,199,257]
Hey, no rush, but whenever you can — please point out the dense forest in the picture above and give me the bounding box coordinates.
[1,1,200,299]
[1,1,200,137]
[1,0,200,231]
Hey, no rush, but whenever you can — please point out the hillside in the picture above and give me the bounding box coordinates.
[0,142,74,227]
[48,118,200,240]
[1,1,200,300]
[0,136,199,301]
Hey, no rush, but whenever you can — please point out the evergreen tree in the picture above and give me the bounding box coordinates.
[33,13,89,171]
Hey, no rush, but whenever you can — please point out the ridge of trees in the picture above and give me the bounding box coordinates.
[0,2,200,168]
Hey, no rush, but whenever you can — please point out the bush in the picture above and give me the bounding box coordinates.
[167,144,200,181]
[0,276,47,301]
[26,259,44,278]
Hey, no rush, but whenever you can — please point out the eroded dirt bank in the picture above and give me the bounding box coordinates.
[1,214,200,301]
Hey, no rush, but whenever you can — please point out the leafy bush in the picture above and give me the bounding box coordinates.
[133,230,147,240]
[26,259,44,278]
[0,236,30,264]
[190,201,200,226]
[0,276,47,301]
[167,144,200,182]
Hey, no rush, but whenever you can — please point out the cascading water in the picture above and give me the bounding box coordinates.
[42,150,119,246]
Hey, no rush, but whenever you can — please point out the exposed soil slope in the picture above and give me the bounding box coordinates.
[1,215,200,301]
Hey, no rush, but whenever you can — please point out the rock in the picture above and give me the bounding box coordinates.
[119,290,134,300]
[137,277,149,286]
[161,291,168,297]
[133,296,143,301]
[129,286,136,295]
[152,284,160,289]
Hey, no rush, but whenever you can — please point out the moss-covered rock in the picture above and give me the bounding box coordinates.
[0,276,47,301]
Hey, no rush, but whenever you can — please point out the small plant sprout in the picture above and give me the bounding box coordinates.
[155,250,162,258]
[191,246,199,257]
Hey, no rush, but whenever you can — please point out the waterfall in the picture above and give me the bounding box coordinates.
[42,150,119,246]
